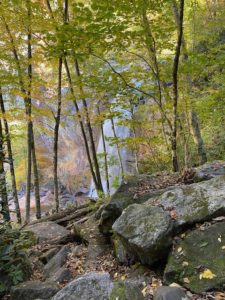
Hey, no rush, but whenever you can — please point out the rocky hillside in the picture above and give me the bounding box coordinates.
[4,162,225,300]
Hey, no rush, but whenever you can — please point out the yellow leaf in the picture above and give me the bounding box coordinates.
[121,275,126,281]
[182,261,189,267]
[199,269,216,280]
[221,245,225,250]
[113,273,118,279]
[183,277,190,284]
[141,287,148,297]
[177,247,182,253]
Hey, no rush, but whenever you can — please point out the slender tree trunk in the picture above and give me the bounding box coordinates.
[63,58,98,190]
[171,0,184,172]
[0,87,21,223]
[0,119,10,222]
[97,105,110,195]
[190,111,207,165]
[129,101,139,174]
[53,57,63,213]
[31,128,41,219]
[110,118,124,178]
[74,59,103,192]
[26,0,41,221]
[172,0,207,166]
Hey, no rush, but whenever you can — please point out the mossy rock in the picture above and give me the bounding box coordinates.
[99,174,173,235]
[110,281,144,300]
[164,222,225,293]
[159,175,225,231]
[113,204,173,266]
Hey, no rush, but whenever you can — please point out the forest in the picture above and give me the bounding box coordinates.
[0,0,225,299]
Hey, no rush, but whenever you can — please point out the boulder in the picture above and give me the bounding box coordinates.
[25,221,71,243]
[49,267,73,284]
[164,222,225,293]
[194,161,225,181]
[52,272,113,300]
[159,175,225,231]
[11,281,59,300]
[52,272,144,300]
[112,234,130,264]
[154,286,189,300]
[112,204,173,266]
[40,247,60,264]
[44,245,70,277]
[99,174,174,234]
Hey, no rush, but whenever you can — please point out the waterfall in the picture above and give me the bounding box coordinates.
[89,108,134,197]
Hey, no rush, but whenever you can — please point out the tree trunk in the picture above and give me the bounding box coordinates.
[31,128,41,219]
[0,119,10,222]
[0,87,21,223]
[63,58,98,189]
[172,0,207,166]
[110,117,124,178]
[53,57,63,213]
[190,111,207,165]
[74,59,103,193]
[172,0,184,172]
[98,105,110,195]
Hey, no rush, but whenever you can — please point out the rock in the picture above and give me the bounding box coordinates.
[159,175,225,231]
[110,281,144,300]
[194,161,225,182]
[52,272,144,300]
[44,245,70,277]
[25,221,71,243]
[40,247,60,264]
[154,286,189,300]
[49,267,72,284]
[112,234,130,264]
[52,272,113,300]
[164,222,225,293]
[100,175,173,234]
[112,204,173,266]
[11,281,59,300]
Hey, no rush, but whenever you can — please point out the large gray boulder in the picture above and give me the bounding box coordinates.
[26,221,71,243]
[11,281,59,300]
[154,286,189,300]
[112,204,173,266]
[164,222,225,293]
[159,175,225,230]
[52,272,144,300]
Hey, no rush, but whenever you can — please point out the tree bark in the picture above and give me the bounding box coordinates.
[0,87,21,223]
[172,0,184,172]
[110,117,124,178]
[31,128,41,219]
[97,104,110,195]
[190,111,207,165]
[0,119,10,222]
[53,57,63,213]
[172,0,207,166]
[74,59,103,193]
[63,58,98,188]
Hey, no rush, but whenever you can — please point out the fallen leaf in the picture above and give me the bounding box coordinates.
[199,268,216,280]
[222,246,225,250]
[177,247,183,253]
[182,261,189,267]
[141,286,148,297]
[120,275,126,281]
[183,277,190,284]
[218,235,222,243]
[200,242,208,248]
